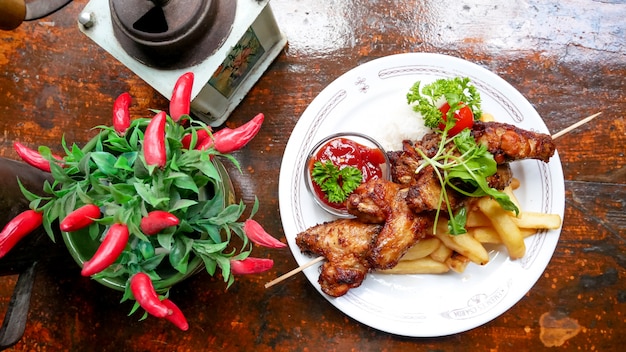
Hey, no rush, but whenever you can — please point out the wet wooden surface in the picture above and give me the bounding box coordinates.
[0,0,624,350]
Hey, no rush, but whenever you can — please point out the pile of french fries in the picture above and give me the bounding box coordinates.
[377,179,562,275]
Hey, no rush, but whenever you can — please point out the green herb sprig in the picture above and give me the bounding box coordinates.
[407,77,482,128]
[311,161,362,204]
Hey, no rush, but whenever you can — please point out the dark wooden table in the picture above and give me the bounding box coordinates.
[0,0,624,350]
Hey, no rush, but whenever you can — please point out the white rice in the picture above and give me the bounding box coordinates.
[355,102,432,152]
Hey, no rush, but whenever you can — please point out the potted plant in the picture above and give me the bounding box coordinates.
[0,72,285,330]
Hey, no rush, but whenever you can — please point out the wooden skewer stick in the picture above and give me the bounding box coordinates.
[551,112,602,139]
[265,256,325,288]
[265,112,603,289]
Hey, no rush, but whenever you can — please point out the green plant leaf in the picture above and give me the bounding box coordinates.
[190,160,219,180]
[197,253,217,276]
[17,178,43,202]
[210,202,246,225]
[91,152,119,176]
[216,255,231,283]
[88,222,102,241]
[134,182,169,208]
[168,172,199,193]
[140,253,166,272]
[114,152,137,172]
[16,110,261,303]
[197,224,222,244]
[169,236,192,274]
[192,239,229,254]
[109,183,135,204]
[169,199,198,212]
[157,232,174,251]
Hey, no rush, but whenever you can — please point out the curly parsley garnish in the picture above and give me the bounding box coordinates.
[311,161,363,204]
[407,77,482,128]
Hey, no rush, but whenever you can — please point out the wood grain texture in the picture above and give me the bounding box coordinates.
[0,0,624,350]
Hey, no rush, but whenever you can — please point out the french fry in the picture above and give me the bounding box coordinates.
[433,222,490,265]
[503,186,521,209]
[445,252,470,273]
[470,226,537,244]
[466,208,491,227]
[377,257,450,275]
[512,212,562,230]
[480,112,495,122]
[477,197,525,259]
[429,242,453,263]
[399,237,441,261]
[469,227,501,244]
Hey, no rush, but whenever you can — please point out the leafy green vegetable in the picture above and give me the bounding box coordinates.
[407,77,482,128]
[311,160,363,203]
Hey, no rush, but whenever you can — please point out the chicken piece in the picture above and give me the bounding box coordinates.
[471,121,555,163]
[486,163,513,190]
[403,165,463,214]
[388,120,550,214]
[347,178,432,269]
[413,121,555,163]
[296,219,382,297]
[387,141,422,187]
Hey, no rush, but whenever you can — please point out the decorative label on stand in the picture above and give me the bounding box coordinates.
[209,28,266,99]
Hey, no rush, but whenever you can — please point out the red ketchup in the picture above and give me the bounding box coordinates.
[308,137,386,211]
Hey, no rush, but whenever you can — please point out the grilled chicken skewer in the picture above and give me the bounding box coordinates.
[346,179,432,270]
[390,121,556,214]
[296,219,382,297]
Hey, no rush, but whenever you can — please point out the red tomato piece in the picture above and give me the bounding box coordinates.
[438,102,474,136]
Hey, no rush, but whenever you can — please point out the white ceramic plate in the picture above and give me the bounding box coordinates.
[278,53,564,337]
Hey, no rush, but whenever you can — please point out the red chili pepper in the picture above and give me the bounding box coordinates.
[140,211,180,235]
[59,204,101,232]
[169,72,194,122]
[197,113,264,153]
[81,223,129,276]
[13,142,62,172]
[0,210,43,258]
[113,92,132,135]
[181,128,210,150]
[230,257,274,275]
[130,272,171,318]
[144,111,167,168]
[243,219,286,248]
[162,298,189,331]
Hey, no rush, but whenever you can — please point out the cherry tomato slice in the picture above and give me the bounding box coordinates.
[438,102,474,136]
